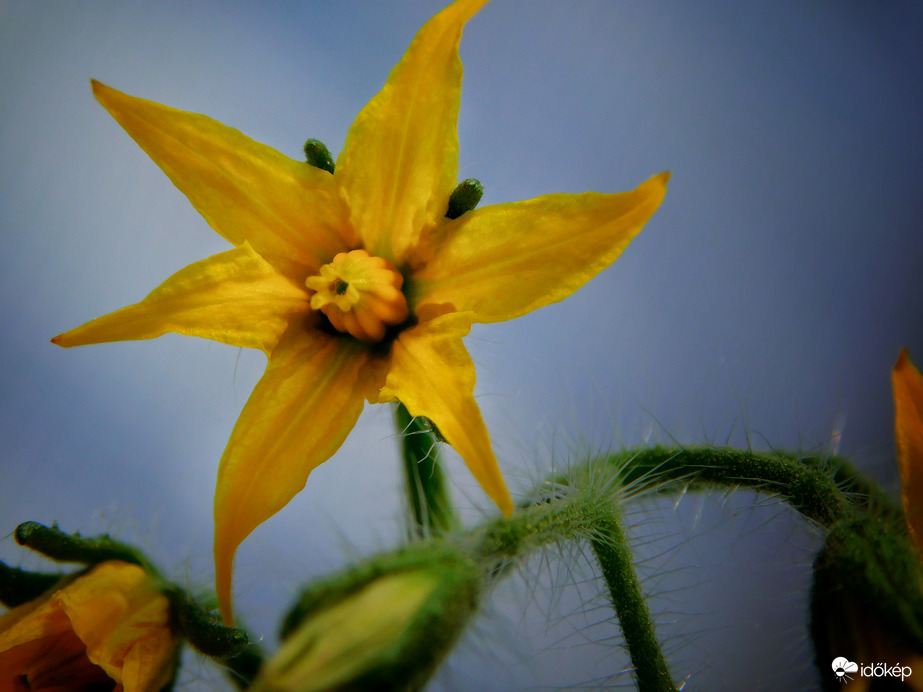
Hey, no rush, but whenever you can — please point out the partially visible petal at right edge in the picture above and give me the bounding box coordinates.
[213,330,384,623]
[411,173,668,324]
[379,317,513,518]
[51,243,309,356]
[894,349,923,552]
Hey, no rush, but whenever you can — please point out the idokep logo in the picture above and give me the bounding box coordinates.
[831,658,858,683]
[832,657,913,684]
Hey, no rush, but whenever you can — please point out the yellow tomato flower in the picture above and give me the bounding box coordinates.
[0,561,179,691]
[894,349,923,551]
[52,0,668,621]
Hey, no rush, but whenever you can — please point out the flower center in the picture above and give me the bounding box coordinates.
[305,249,409,343]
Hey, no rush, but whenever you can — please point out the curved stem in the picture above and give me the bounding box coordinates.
[606,446,869,527]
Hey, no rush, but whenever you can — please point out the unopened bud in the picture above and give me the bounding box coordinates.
[256,547,482,692]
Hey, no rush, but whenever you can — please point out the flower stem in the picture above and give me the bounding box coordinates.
[591,510,676,692]
[471,485,675,690]
[605,446,875,527]
[394,403,455,538]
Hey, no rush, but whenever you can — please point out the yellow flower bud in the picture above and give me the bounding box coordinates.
[0,561,179,692]
[255,547,482,692]
[255,571,437,692]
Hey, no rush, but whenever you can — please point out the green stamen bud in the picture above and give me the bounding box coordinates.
[445,178,484,220]
[303,138,335,174]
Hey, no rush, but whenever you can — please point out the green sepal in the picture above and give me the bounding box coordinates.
[303,138,335,174]
[0,561,66,608]
[445,178,484,220]
[14,521,155,574]
[165,588,252,660]
[395,402,455,539]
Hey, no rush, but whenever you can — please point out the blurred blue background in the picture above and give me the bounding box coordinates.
[2,1,921,689]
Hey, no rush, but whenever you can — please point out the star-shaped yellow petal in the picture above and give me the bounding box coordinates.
[894,349,923,552]
[53,0,668,622]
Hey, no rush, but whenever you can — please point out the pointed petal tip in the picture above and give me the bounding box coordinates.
[896,348,911,371]
[90,78,106,98]
[91,79,117,110]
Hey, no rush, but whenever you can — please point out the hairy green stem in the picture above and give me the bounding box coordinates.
[395,403,455,538]
[591,511,675,691]
[470,486,674,689]
[271,444,903,691]
[606,446,872,526]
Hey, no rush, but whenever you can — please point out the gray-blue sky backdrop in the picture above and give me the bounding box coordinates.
[2,1,922,689]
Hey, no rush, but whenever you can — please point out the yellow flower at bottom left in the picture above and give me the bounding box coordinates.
[0,560,179,691]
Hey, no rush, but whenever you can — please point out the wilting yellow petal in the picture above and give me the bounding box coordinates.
[379,317,513,517]
[894,349,923,552]
[52,243,309,355]
[0,591,70,649]
[214,331,384,622]
[336,0,489,264]
[61,562,175,692]
[0,562,177,692]
[92,80,351,268]
[411,173,669,324]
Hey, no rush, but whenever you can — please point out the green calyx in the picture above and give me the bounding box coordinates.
[303,138,335,174]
